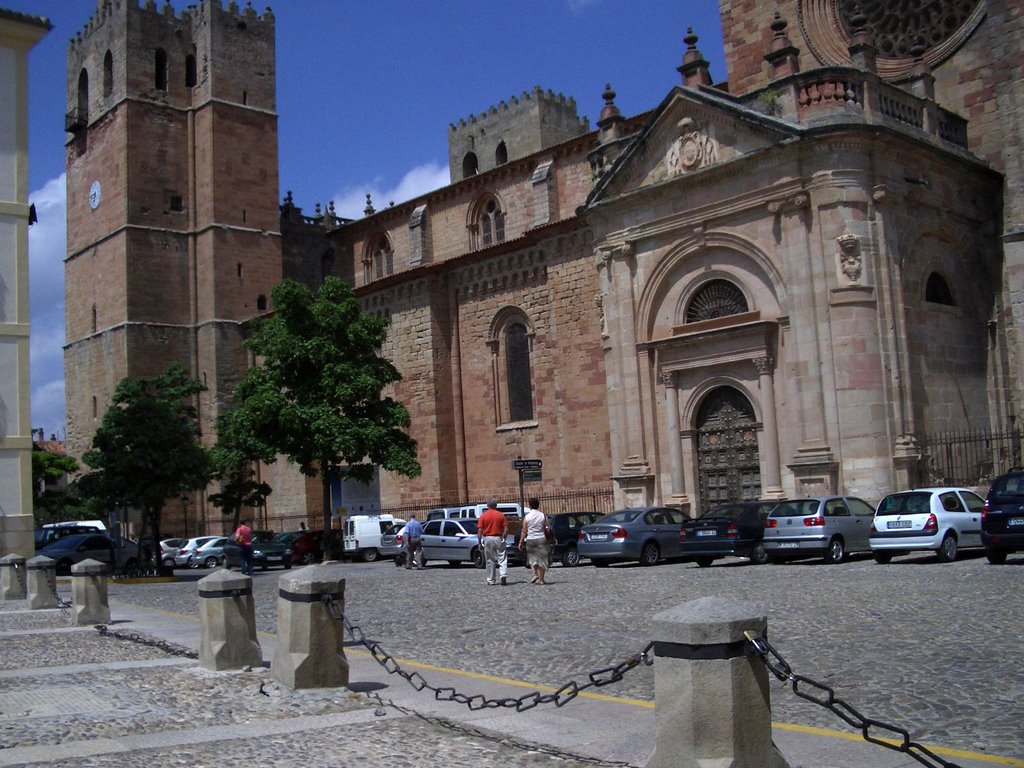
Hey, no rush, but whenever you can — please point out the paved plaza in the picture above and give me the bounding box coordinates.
[0,550,1021,767]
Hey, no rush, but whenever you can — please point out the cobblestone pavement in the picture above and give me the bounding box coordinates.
[2,550,1021,766]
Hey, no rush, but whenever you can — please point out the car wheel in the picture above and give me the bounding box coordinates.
[301,552,315,565]
[873,551,893,564]
[162,556,175,568]
[695,557,714,568]
[362,549,378,563]
[593,558,610,568]
[749,542,769,565]
[283,561,292,569]
[937,533,958,563]
[639,541,660,566]
[203,556,219,569]
[471,548,485,569]
[561,546,581,567]
[825,537,846,564]
[188,557,200,569]
[986,548,1008,565]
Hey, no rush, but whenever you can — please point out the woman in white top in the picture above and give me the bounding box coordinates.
[519,497,549,585]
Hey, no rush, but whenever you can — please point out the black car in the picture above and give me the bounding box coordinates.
[678,501,778,567]
[547,512,603,566]
[36,533,116,575]
[982,468,1024,563]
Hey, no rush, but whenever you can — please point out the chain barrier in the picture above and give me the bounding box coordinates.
[322,594,655,713]
[14,562,26,595]
[365,690,635,767]
[743,631,963,768]
[48,570,72,615]
[94,623,199,659]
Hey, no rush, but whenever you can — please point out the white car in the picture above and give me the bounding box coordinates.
[869,487,984,563]
[173,535,219,568]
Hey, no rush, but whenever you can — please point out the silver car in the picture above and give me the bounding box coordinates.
[420,518,484,568]
[577,507,689,566]
[762,496,876,564]
[174,535,219,567]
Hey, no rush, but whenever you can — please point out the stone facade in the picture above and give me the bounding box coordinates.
[0,9,50,558]
[64,0,1024,529]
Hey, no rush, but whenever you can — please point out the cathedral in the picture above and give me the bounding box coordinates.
[63,0,1023,532]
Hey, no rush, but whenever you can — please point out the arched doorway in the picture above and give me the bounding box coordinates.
[696,386,761,512]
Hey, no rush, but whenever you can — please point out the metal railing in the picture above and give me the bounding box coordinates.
[919,427,1024,488]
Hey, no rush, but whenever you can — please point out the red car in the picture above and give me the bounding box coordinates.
[278,530,323,565]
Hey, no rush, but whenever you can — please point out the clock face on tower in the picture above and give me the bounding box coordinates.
[88,180,101,210]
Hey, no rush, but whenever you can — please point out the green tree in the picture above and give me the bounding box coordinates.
[81,364,211,559]
[218,277,420,556]
[31,449,80,523]
[208,457,272,533]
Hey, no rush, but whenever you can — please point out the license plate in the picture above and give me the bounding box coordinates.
[589,533,609,541]
[776,542,799,549]
[1009,517,1024,527]
[887,520,912,529]
[696,530,716,537]
[267,556,281,561]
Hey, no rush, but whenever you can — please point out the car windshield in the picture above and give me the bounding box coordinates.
[770,500,820,517]
[597,510,643,525]
[990,473,1024,497]
[876,492,931,516]
[276,532,301,544]
[701,506,741,520]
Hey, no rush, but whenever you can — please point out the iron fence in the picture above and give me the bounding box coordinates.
[919,427,1024,488]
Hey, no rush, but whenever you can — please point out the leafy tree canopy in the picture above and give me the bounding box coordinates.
[218,277,420,543]
[81,363,211,548]
[31,449,80,522]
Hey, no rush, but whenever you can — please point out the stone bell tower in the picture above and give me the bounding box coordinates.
[64,0,281,474]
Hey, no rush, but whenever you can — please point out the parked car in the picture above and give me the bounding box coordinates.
[193,536,232,569]
[174,535,219,567]
[34,520,107,550]
[37,533,116,575]
[763,496,875,564]
[982,468,1024,564]
[869,487,985,563]
[252,538,293,570]
[577,507,689,566]
[380,523,407,563]
[679,501,777,567]
[159,538,187,567]
[420,518,484,567]
[277,530,323,565]
[343,515,405,562]
[547,512,603,566]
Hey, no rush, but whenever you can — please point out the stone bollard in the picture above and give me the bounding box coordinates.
[26,556,58,610]
[271,562,348,689]
[647,597,791,768]
[0,554,27,600]
[71,559,110,624]
[198,569,262,671]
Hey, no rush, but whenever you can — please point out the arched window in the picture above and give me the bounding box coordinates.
[495,141,508,166]
[155,48,168,91]
[471,195,505,250]
[77,68,89,122]
[185,49,197,88]
[365,234,393,282]
[102,51,113,99]
[685,279,748,323]
[506,323,533,421]
[463,152,479,178]
[925,272,955,306]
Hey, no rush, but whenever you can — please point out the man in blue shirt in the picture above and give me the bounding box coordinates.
[404,517,424,570]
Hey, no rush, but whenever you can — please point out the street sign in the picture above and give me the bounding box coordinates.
[512,459,543,471]
[522,470,542,482]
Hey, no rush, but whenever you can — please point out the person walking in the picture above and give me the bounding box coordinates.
[520,497,549,585]
[234,518,254,577]
[477,498,508,586]
[403,517,424,570]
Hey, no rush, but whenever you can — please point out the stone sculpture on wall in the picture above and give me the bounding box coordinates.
[667,117,717,175]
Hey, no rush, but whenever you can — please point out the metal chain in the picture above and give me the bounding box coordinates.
[14,562,26,594]
[94,623,199,659]
[323,594,654,712]
[743,631,963,768]
[47,570,72,614]
[365,690,635,767]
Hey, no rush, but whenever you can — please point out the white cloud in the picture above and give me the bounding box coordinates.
[28,174,66,441]
[329,162,451,220]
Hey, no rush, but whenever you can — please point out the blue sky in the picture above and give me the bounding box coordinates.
[11,0,726,447]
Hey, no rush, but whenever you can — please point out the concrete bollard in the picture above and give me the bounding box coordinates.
[647,597,791,768]
[71,559,110,624]
[26,556,58,610]
[0,554,27,599]
[198,569,262,671]
[271,562,348,689]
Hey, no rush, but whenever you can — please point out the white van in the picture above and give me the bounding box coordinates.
[343,514,403,562]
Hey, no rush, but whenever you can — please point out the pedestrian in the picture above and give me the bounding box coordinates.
[404,516,424,570]
[299,521,307,532]
[520,497,550,585]
[477,498,508,585]
[234,517,254,577]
